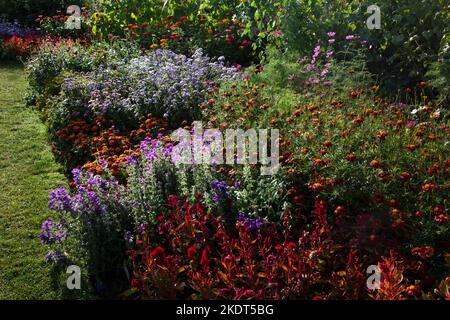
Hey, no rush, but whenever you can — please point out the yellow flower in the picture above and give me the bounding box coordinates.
[160,39,168,48]
[431,112,440,119]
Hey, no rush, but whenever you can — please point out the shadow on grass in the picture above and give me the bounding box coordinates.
[49,264,94,300]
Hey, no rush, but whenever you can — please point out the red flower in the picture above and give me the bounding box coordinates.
[127,249,136,258]
[225,36,235,44]
[131,278,139,288]
[411,246,434,259]
[187,246,197,259]
[151,246,165,260]
[334,206,345,217]
[200,246,210,272]
[376,130,389,140]
[417,81,427,88]
[346,154,357,162]
[254,66,264,74]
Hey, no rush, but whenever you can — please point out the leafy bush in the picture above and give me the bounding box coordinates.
[25,39,141,115]
[35,11,90,38]
[51,115,169,176]
[128,195,449,300]
[426,33,450,107]
[0,0,85,25]
[203,39,450,286]
[280,0,450,97]
[47,48,238,131]
[362,0,449,94]
[41,133,288,294]
[30,1,449,300]
[0,21,42,59]
[89,2,254,64]
[127,195,358,299]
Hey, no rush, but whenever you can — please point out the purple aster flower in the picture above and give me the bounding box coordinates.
[399,102,407,109]
[210,180,229,203]
[238,213,264,233]
[40,218,68,244]
[124,231,134,243]
[72,168,82,186]
[40,218,54,244]
[48,187,72,213]
[45,250,67,264]
[138,224,145,235]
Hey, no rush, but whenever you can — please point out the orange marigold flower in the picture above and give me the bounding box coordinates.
[417,81,427,88]
[411,246,434,259]
[399,171,412,181]
[370,160,381,168]
[353,116,364,124]
[376,130,388,140]
[406,285,421,297]
[422,183,437,192]
[312,158,327,167]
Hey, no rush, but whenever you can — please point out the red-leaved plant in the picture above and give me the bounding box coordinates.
[126,195,374,300]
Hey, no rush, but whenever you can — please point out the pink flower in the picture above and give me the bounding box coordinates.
[327,32,336,38]
[232,63,242,72]
[345,35,355,41]
[328,39,336,44]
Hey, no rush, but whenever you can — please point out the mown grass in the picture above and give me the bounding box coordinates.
[0,61,83,299]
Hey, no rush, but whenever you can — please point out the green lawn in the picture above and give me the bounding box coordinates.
[0,61,69,299]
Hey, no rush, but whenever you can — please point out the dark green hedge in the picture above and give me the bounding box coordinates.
[0,0,86,25]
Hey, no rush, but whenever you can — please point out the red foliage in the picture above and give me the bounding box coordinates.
[128,195,375,300]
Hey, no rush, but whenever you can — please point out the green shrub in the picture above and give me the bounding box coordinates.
[203,41,449,260]
[426,32,450,107]
[0,0,85,25]
[363,0,449,94]
[25,39,141,120]
[280,0,450,97]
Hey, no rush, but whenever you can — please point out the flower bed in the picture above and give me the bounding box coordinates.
[15,1,449,300]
